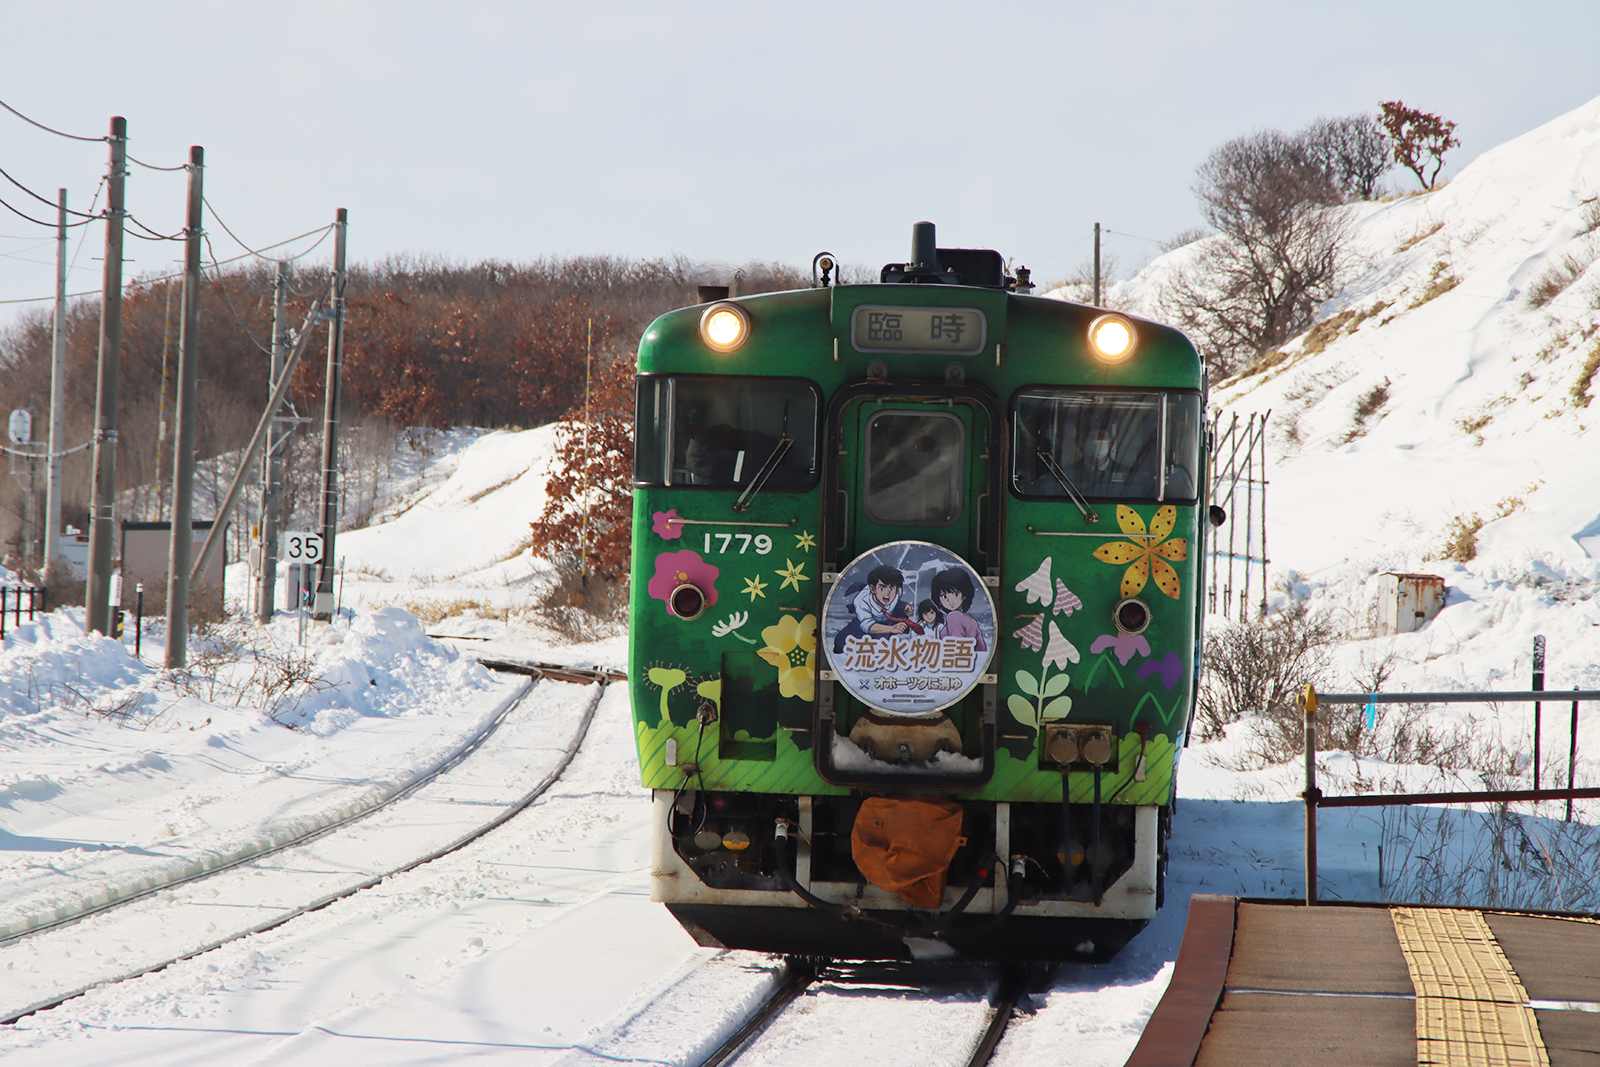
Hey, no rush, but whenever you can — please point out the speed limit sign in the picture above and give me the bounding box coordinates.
[284,531,324,564]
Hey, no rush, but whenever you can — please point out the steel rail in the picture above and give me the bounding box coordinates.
[1,667,535,947]
[2,665,613,1025]
[962,963,1030,1067]
[697,957,822,1067]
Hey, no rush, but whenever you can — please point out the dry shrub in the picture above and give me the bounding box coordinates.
[1197,601,1341,743]
[1341,378,1391,443]
[168,620,333,725]
[530,551,626,642]
[1439,513,1486,562]
[1525,249,1591,309]
[402,596,503,625]
[1379,791,1600,910]
[1571,340,1600,408]
[1408,261,1459,309]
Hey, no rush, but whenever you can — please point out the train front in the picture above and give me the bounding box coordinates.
[629,224,1206,961]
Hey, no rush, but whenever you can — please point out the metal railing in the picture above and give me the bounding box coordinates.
[0,586,45,639]
[1297,684,1600,904]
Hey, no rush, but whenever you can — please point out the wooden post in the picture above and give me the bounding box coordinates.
[1301,684,1319,904]
[85,117,126,634]
[165,146,204,668]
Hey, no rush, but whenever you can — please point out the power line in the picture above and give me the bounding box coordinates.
[204,197,335,263]
[126,154,188,173]
[203,232,275,356]
[0,220,337,306]
[0,97,104,143]
[0,193,97,230]
[123,214,186,242]
[0,164,100,218]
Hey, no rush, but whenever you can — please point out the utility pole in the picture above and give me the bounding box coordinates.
[165,146,203,668]
[85,117,127,635]
[42,188,67,593]
[312,209,347,622]
[257,261,289,622]
[1092,222,1101,307]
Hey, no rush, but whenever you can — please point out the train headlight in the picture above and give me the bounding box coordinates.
[700,302,750,353]
[669,583,707,620]
[1113,597,1150,635]
[1088,313,1136,364]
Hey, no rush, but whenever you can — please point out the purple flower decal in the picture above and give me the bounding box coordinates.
[647,549,719,612]
[1137,651,1185,691]
[1052,579,1082,616]
[1013,616,1044,651]
[1090,631,1151,666]
[652,509,685,540]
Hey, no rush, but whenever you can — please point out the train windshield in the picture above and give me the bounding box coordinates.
[634,375,820,490]
[1011,390,1201,502]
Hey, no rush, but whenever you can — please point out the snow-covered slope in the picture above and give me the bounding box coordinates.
[1116,96,1600,582]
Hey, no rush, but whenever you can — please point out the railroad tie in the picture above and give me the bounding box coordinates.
[1391,907,1548,1067]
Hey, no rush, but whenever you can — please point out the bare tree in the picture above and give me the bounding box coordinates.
[1162,128,1352,375]
[1304,113,1393,200]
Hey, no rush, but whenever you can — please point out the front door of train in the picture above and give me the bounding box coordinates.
[816,382,1004,788]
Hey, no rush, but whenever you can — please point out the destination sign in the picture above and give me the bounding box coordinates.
[850,305,987,356]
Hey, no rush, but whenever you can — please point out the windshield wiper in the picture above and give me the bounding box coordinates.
[734,403,794,512]
[1036,448,1100,523]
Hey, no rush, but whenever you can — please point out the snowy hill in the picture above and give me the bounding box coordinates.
[1114,96,1600,583]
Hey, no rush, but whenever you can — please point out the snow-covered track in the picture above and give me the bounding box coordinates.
[0,665,613,1025]
[698,961,1032,1067]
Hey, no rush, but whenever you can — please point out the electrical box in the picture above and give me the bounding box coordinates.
[1376,572,1445,634]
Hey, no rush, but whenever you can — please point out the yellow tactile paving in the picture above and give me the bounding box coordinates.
[1392,907,1550,1067]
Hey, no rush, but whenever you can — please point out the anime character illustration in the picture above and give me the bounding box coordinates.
[917,598,945,639]
[932,567,987,652]
[831,564,924,653]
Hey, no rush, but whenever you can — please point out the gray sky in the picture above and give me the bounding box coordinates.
[2,0,1597,327]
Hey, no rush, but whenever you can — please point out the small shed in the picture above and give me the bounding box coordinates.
[1376,572,1445,634]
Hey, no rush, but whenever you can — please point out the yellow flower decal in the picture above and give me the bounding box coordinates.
[757,613,816,701]
[1092,504,1188,599]
[794,530,817,551]
[776,559,809,592]
[743,574,769,600]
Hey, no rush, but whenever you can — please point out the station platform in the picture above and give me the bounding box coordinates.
[1125,895,1600,1066]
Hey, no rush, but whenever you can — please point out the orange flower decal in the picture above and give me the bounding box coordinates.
[1092,505,1187,599]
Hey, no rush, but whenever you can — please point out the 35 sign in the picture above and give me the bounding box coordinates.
[284,531,324,564]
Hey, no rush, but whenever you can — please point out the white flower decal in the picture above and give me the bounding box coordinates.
[1015,557,1054,606]
[1043,621,1080,669]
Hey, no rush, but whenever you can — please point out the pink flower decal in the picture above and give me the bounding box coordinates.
[1137,652,1185,691]
[647,549,719,612]
[652,510,685,539]
[1013,616,1044,651]
[1052,579,1082,616]
[1090,631,1151,666]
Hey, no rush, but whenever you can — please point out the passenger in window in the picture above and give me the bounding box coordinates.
[1076,428,1133,494]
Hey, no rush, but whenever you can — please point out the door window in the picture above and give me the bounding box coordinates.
[863,411,964,525]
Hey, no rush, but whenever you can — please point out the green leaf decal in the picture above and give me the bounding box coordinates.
[1041,695,1073,720]
[1042,673,1071,698]
[1014,670,1039,697]
[1007,693,1037,728]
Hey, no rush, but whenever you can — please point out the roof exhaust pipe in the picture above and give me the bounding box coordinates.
[911,221,938,274]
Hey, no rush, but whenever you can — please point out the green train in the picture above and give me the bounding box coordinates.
[628,223,1211,961]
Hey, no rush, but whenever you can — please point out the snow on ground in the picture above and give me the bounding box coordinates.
[5,96,1600,1064]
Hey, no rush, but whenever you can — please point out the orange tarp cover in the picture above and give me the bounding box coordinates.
[850,796,964,909]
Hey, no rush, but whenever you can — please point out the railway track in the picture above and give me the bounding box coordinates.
[1,662,616,1025]
[697,959,1032,1067]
